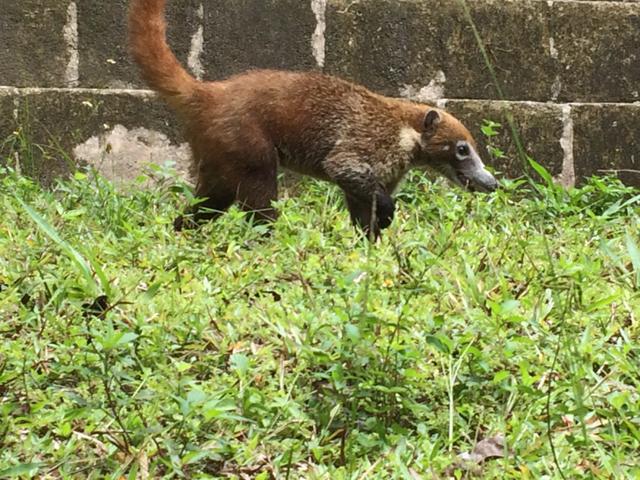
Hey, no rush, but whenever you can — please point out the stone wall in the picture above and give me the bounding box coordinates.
[1,0,639,187]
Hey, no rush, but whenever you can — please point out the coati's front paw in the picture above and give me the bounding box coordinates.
[174,214,198,232]
[346,192,395,240]
[173,215,185,232]
[374,192,395,230]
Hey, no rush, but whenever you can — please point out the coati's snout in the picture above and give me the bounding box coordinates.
[449,140,498,192]
[433,143,498,193]
[421,111,498,193]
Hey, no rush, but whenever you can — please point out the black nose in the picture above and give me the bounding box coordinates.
[476,176,499,193]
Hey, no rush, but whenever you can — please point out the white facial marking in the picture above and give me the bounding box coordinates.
[398,127,421,153]
[456,140,472,161]
[431,138,498,192]
[454,141,497,191]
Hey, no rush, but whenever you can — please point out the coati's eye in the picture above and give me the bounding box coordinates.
[457,144,470,157]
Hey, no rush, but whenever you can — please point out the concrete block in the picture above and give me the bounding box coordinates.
[77,0,201,88]
[550,1,640,103]
[572,104,640,187]
[325,0,640,103]
[0,89,189,186]
[325,0,556,102]
[76,0,317,88]
[0,0,70,87]
[203,0,318,80]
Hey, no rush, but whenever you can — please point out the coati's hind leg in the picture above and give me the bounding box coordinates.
[235,165,279,225]
[174,140,279,231]
[174,183,235,232]
[324,153,395,238]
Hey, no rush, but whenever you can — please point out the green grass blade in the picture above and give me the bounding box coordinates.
[0,463,44,478]
[15,194,100,295]
[528,158,554,187]
[85,248,113,297]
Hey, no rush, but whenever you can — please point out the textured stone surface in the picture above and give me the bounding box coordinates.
[0,90,187,185]
[203,0,318,80]
[3,0,640,102]
[573,104,640,186]
[0,0,70,87]
[325,0,555,102]
[77,0,202,88]
[325,0,640,103]
[73,124,191,185]
[551,1,640,102]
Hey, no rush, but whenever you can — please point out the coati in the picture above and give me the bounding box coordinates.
[128,0,498,238]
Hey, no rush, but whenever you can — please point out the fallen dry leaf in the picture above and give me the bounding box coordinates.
[446,435,507,477]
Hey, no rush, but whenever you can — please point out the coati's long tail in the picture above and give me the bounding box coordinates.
[128,0,197,105]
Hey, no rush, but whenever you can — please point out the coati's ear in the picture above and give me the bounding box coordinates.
[424,110,441,129]
[423,110,441,134]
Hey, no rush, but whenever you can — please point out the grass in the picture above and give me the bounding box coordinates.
[1,159,640,479]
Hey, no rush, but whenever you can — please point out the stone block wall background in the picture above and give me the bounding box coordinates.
[1,0,639,187]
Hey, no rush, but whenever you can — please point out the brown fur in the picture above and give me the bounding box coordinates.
[128,0,486,238]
